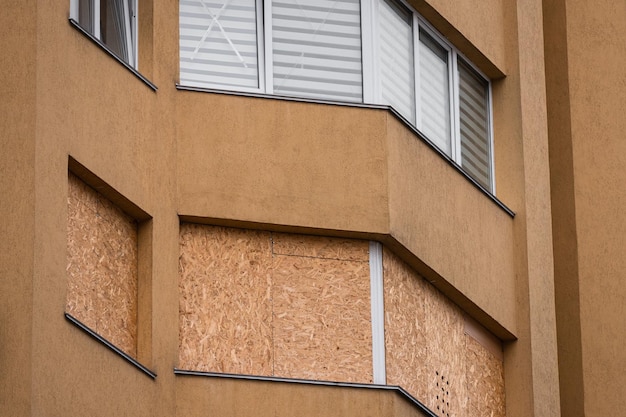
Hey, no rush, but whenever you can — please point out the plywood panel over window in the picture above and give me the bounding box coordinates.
[271,233,372,382]
[465,336,506,417]
[383,249,505,417]
[66,173,138,357]
[178,224,372,383]
[178,224,274,375]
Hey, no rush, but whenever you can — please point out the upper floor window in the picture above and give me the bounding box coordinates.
[179,0,363,102]
[71,0,138,67]
[179,0,494,192]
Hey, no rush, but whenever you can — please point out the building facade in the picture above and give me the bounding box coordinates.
[1,0,624,416]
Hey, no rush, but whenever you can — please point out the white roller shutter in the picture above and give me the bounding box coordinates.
[270,0,363,102]
[458,59,491,190]
[418,29,451,155]
[180,0,260,90]
[378,0,415,124]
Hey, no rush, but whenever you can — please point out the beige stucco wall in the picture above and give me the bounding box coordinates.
[0,3,37,414]
[176,95,391,234]
[545,1,626,416]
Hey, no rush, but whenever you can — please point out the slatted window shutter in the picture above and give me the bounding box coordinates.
[458,59,491,190]
[271,0,363,102]
[418,29,451,155]
[378,0,415,124]
[180,0,260,89]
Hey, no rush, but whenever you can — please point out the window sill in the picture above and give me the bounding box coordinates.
[65,312,157,379]
[175,84,515,218]
[69,18,157,92]
[174,369,438,417]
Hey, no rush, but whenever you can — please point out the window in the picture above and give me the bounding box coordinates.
[457,59,492,190]
[71,0,138,67]
[180,0,363,101]
[417,28,451,155]
[180,0,261,89]
[270,0,363,102]
[377,0,415,124]
[179,0,494,192]
[66,172,139,358]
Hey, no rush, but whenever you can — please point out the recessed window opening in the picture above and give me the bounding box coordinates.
[178,0,495,192]
[71,0,138,67]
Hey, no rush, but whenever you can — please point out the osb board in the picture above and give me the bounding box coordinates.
[422,284,467,417]
[272,233,369,262]
[272,254,372,382]
[178,224,372,383]
[66,173,138,357]
[383,247,429,402]
[178,224,274,375]
[465,335,506,417]
[383,248,503,417]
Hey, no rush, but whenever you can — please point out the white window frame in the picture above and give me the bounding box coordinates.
[364,0,495,192]
[454,55,496,192]
[70,0,138,68]
[178,0,265,93]
[262,0,273,94]
[415,22,455,159]
[181,0,365,100]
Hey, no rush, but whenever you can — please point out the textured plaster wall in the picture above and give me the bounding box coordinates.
[545,0,626,415]
[0,2,37,414]
[20,0,181,416]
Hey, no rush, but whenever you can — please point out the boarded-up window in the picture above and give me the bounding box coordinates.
[178,224,373,383]
[383,248,505,417]
[66,173,138,357]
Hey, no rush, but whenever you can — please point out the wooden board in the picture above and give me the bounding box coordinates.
[178,224,506,416]
[382,248,504,417]
[66,173,138,357]
[178,225,372,382]
[271,236,372,382]
[422,284,467,417]
[178,224,274,375]
[382,247,429,402]
[465,335,506,417]
[272,233,369,261]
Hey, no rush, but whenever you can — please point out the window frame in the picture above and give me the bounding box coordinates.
[70,0,138,68]
[455,56,496,192]
[364,0,494,191]
[415,22,455,159]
